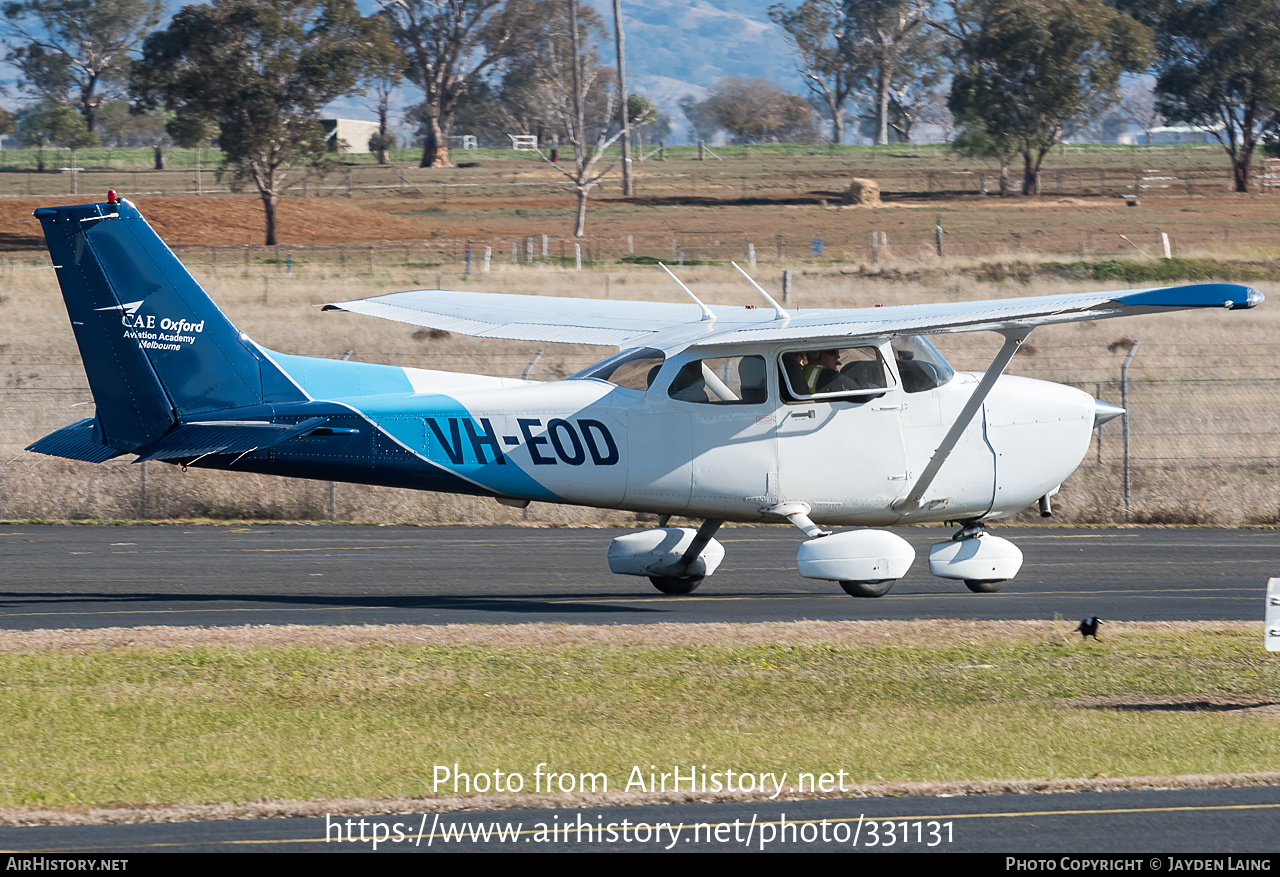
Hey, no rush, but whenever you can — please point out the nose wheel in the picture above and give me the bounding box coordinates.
[929,521,1023,592]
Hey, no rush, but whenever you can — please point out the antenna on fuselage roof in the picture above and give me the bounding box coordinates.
[658,261,716,322]
[731,261,791,323]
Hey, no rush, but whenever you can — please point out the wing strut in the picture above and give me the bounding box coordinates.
[893,326,1032,513]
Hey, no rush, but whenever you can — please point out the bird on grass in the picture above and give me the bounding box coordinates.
[1076,617,1102,640]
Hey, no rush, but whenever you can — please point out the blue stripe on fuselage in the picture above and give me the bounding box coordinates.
[268,350,415,398]
[266,350,562,502]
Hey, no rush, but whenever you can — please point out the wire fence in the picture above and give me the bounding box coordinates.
[121,228,1272,276]
[0,162,1264,201]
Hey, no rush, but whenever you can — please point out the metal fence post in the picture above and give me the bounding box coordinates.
[1122,340,1140,516]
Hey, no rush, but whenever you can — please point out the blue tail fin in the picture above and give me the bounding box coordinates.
[35,198,305,451]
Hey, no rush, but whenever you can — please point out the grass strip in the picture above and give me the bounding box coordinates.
[0,621,1276,810]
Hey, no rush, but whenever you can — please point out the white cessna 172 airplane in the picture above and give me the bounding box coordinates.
[27,196,1264,596]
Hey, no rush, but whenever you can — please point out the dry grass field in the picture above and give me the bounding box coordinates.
[3,144,1280,525]
[3,261,1278,525]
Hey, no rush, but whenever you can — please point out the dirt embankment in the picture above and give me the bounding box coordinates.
[0,196,439,250]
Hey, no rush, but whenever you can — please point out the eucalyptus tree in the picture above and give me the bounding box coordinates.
[133,0,391,244]
[1126,0,1280,192]
[2,0,166,132]
[769,0,858,143]
[841,0,934,146]
[946,0,1151,194]
[16,98,95,171]
[381,0,535,168]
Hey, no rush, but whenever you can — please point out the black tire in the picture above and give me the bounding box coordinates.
[964,579,1005,593]
[649,575,704,595]
[839,579,894,598]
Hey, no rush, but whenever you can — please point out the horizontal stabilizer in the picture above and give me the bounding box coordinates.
[26,418,125,463]
[134,417,328,462]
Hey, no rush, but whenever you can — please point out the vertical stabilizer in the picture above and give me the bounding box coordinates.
[35,198,304,451]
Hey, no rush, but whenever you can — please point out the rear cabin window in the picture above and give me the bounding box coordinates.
[667,355,768,404]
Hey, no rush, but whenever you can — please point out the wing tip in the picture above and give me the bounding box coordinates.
[1113,282,1264,311]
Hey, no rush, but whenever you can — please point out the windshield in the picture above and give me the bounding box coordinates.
[891,336,955,393]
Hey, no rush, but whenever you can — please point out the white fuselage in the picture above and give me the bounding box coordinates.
[381,340,1097,526]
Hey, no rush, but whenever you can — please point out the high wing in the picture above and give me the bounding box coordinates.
[324,282,1263,350]
[322,289,773,347]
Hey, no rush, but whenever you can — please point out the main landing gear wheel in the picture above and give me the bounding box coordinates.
[839,579,895,598]
[649,575,704,595]
[964,579,1005,593]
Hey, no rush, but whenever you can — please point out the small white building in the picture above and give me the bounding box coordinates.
[1117,123,1225,146]
[321,119,382,154]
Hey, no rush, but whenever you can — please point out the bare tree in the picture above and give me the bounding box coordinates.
[1116,76,1164,144]
[541,0,648,236]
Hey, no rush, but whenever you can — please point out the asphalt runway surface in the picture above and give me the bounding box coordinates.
[0,524,1273,629]
[2,786,1278,853]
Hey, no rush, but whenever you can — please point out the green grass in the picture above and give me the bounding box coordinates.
[1,624,1276,808]
[0,141,1228,174]
[617,254,719,266]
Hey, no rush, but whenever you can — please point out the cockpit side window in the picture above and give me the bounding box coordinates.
[570,347,666,391]
[780,346,892,402]
[891,336,955,393]
[667,355,768,405]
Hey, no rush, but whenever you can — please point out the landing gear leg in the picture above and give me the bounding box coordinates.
[952,521,1004,591]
